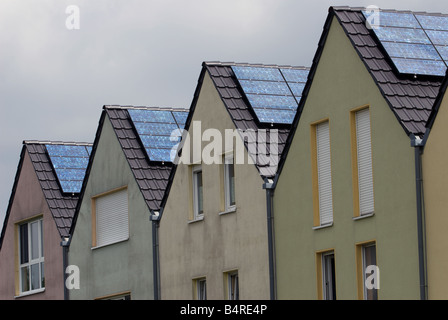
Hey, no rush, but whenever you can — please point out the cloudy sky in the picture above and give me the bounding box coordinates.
[0,0,446,227]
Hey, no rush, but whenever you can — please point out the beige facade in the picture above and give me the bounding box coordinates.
[158,72,270,299]
[422,85,448,299]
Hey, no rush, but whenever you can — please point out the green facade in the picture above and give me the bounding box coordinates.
[68,115,154,300]
[274,17,420,299]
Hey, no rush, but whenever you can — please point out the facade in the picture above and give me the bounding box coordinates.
[67,105,188,300]
[422,75,448,299]
[158,62,309,300]
[273,7,444,300]
[0,141,91,300]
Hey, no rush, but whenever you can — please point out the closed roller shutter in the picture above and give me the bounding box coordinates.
[316,121,333,225]
[96,188,129,247]
[356,108,374,215]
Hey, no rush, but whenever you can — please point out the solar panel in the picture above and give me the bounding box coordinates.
[231,66,309,124]
[128,108,188,162]
[362,10,448,76]
[46,144,91,193]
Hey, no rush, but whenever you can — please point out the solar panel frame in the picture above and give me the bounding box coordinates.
[381,41,441,60]
[415,14,448,31]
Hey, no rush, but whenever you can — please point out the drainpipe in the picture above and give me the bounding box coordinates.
[150,211,161,300]
[263,178,276,300]
[61,236,71,300]
[411,134,427,300]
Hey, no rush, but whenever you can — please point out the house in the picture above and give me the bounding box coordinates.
[273,7,445,300]
[66,105,188,300]
[421,71,448,299]
[0,140,92,299]
[157,62,309,299]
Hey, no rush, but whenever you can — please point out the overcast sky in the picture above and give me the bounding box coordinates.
[1,0,446,227]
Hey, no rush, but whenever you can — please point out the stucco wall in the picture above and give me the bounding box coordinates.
[68,115,154,300]
[0,150,64,300]
[274,17,420,299]
[422,90,448,299]
[159,72,270,299]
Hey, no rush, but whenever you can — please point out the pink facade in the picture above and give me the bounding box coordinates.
[0,150,64,300]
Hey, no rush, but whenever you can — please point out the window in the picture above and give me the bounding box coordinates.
[316,250,336,300]
[311,120,333,227]
[351,107,374,217]
[18,218,45,294]
[92,187,129,248]
[226,271,239,300]
[224,154,236,211]
[194,278,207,300]
[192,165,204,219]
[356,242,378,300]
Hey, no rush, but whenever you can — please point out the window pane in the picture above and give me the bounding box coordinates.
[228,163,235,206]
[41,262,45,288]
[19,224,29,264]
[30,263,40,290]
[31,221,39,260]
[197,171,203,214]
[230,274,239,300]
[21,266,30,293]
[40,220,44,258]
[198,280,206,300]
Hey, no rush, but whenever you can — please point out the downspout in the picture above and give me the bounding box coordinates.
[150,211,161,300]
[411,134,427,300]
[61,236,71,300]
[263,177,276,300]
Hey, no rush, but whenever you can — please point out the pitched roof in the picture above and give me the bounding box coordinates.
[69,105,189,234]
[0,141,92,248]
[333,6,444,136]
[204,62,309,178]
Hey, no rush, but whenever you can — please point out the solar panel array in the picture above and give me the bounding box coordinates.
[362,10,448,76]
[231,66,309,124]
[128,108,188,162]
[46,144,92,194]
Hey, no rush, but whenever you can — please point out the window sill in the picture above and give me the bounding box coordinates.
[312,222,333,230]
[91,237,129,250]
[14,288,45,299]
[353,212,375,221]
[188,215,204,224]
[219,206,236,216]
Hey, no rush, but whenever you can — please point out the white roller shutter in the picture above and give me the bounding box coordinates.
[356,108,374,215]
[96,188,129,247]
[316,121,333,225]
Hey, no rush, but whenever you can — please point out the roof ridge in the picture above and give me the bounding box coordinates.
[103,105,189,112]
[23,140,93,146]
[332,5,448,17]
[203,61,310,70]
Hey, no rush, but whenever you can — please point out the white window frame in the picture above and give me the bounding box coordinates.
[192,165,204,220]
[18,218,45,295]
[322,251,336,300]
[224,153,236,212]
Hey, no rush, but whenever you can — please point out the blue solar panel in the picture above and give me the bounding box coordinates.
[287,82,306,97]
[436,46,448,60]
[129,108,188,162]
[280,68,309,83]
[381,42,441,60]
[415,15,448,31]
[363,11,420,28]
[252,108,297,124]
[246,94,298,110]
[426,30,448,45]
[232,66,283,81]
[392,58,447,76]
[374,27,430,44]
[46,144,91,193]
[239,80,292,96]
